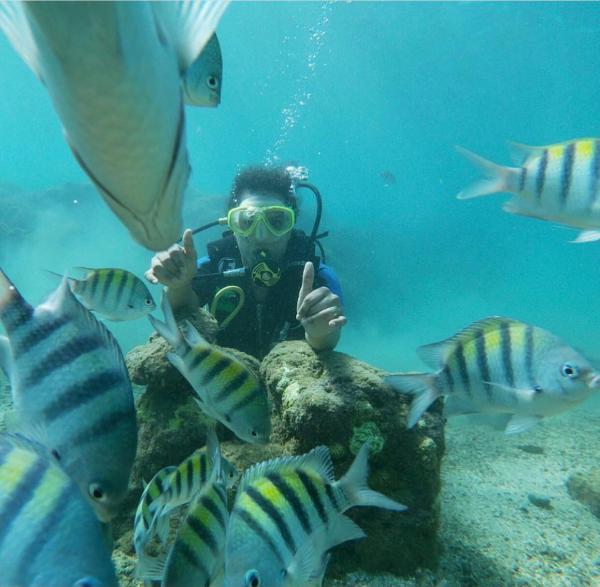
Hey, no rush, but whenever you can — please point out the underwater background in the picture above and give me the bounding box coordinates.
[2,3,600,585]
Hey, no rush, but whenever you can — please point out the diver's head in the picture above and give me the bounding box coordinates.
[227,166,298,269]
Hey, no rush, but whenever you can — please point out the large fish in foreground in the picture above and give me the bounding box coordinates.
[386,316,600,434]
[149,293,271,444]
[0,1,229,250]
[224,444,406,587]
[0,433,118,587]
[0,268,137,522]
[457,138,600,243]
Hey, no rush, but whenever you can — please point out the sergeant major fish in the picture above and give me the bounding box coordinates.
[0,1,229,250]
[138,442,229,587]
[50,267,156,321]
[457,138,600,243]
[0,433,118,587]
[385,316,600,434]
[149,293,271,444]
[224,443,406,587]
[0,268,137,522]
[183,33,223,107]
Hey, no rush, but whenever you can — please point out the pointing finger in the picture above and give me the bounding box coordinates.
[182,229,197,262]
[297,262,314,314]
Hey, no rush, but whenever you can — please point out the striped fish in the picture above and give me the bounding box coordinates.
[457,139,600,242]
[0,268,137,522]
[149,292,271,444]
[0,433,118,587]
[134,465,177,572]
[149,429,238,523]
[224,443,406,587]
[56,267,156,321]
[139,448,229,587]
[386,317,600,434]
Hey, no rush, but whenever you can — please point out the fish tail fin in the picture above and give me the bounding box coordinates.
[338,443,407,512]
[0,268,33,332]
[456,146,520,199]
[148,291,184,351]
[385,372,441,428]
[45,269,79,291]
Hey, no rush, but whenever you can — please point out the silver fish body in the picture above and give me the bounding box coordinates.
[0,269,137,521]
[224,444,405,587]
[386,316,600,434]
[0,1,229,250]
[67,267,156,321]
[457,139,600,243]
[149,293,271,444]
[183,33,222,107]
[0,433,118,587]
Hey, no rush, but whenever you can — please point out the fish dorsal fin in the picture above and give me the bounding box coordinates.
[151,0,230,73]
[507,141,548,165]
[238,446,334,494]
[0,2,42,78]
[417,316,522,368]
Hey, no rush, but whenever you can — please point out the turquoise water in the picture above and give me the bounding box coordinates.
[2,1,600,375]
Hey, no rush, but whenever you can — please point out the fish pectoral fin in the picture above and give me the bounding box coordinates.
[0,2,42,78]
[151,1,230,72]
[572,230,600,244]
[504,414,542,435]
[483,381,537,401]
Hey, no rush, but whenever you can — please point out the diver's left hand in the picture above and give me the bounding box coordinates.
[296,262,346,341]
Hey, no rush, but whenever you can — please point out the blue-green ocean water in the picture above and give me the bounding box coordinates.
[2,1,600,379]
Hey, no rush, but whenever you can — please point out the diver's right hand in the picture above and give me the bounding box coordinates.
[145,229,198,289]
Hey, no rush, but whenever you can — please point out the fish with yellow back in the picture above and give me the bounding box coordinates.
[457,138,600,242]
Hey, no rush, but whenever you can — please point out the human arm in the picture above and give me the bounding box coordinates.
[144,229,200,314]
[296,262,346,351]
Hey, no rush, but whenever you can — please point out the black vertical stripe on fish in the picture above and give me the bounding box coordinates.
[297,470,328,525]
[175,468,183,498]
[162,100,187,194]
[441,364,454,394]
[214,370,250,403]
[188,348,212,371]
[178,542,210,576]
[559,143,575,209]
[236,508,286,566]
[266,472,312,534]
[227,386,263,416]
[14,481,72,578]
[588,140,600,211]
[324,483,341,513]
[201,357,230,385]
[187,514,219,555]
[245,486,296,554]
[42,369,124,422]
[525,325,536,388]
[186,458,194,494]
[535,149,548,201]
[101,270,115,303]
[500,321,515,388]
[88,271,100,302]
[155,473,167,495]
[23,335,103,388]
[0,454,47,551]
[114,271,129,309]
[11,315,70,359]
[201,493,226,530]
[0,304,33,334]
[455,341,471,398]
[475,330,492,401]
[200,453,207,483]
[518,166,527,192]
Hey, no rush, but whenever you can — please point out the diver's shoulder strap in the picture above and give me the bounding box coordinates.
[285,229,320,271]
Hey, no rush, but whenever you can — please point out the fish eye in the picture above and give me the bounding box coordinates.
[89,482,107,502]
[244,570,260,587]
[207,75,219,89]
[144,298,154,306]
[560,363,580,378]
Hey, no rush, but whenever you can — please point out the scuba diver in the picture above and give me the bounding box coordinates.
[145,165,346,359]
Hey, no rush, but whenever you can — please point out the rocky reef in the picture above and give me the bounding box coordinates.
[567,468,600,519]
[115,310,445,581]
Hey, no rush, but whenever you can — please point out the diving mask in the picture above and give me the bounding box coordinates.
[227,205,295,238]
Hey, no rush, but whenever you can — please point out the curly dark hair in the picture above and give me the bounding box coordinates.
[227,166,299,213]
